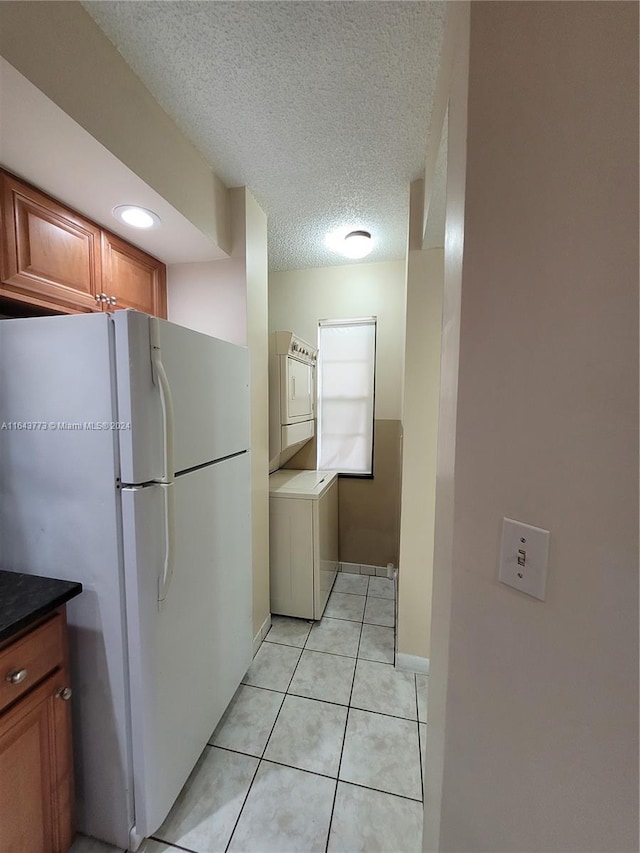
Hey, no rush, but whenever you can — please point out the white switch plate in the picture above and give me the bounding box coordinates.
[498,518,550,601]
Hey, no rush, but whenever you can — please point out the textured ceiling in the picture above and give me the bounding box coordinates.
[83,1,445,271]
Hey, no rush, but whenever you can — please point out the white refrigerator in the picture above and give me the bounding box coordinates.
[0,310,253,850]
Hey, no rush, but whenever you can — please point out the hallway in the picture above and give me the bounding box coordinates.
[74,571,428,852]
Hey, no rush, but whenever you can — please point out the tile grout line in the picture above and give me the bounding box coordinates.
[223,654,298,853]
[223,756,263,853]
[414,673,425,802]
[258,632,309,751]
[418,723,425,804]
[148,834,199,853]
[280,582,341,853]
[332,775,424,805]
[223,684,420,725]
[284,643,305,691]
[263,637,313,650]
[324,608,363,853]
[352,589,424,803]
[150,746,221,853]
[264,636,394,665]
[365,599,422,802]
[225,634,308,853]
[210,749,424,803]
[300,612,314,654]
[318,611,367,625]
[236,659,421,722]
[392,582,398,667]
[236,682,287,699]
[265,634,356,656]
[332,590,395,602]
[319,613,394,630]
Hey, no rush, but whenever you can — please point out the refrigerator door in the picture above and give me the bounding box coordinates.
[114,310,250,484]
[0,313,135,848]
[121,451,253,838]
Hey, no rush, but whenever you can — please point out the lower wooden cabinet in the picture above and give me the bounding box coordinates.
[0,612,74,853]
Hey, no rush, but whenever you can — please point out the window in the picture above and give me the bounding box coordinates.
[317,318,376,476]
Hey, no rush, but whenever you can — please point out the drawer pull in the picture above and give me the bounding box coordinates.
[6,668,28,685]
[55,687,72,701]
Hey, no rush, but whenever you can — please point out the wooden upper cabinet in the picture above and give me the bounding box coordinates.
[101,231,167,318]
[0,171,167,318]
[0,173,101,313]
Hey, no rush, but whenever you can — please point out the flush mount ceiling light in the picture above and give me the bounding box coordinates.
[342,230,373,259]
[113,205,161,229]
[326,227,374,260]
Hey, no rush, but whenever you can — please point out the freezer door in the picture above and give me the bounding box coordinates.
[114,310,250,484]
[121,452,252,838]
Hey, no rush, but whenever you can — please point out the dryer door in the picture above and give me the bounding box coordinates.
[281,355,314,423]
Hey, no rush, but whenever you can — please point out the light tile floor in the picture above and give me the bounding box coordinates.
[72,574,429,853]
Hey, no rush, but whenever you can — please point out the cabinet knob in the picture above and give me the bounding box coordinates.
[94,294,102,303]
[109,296,117,306]
[6,668,28,685]
[55,687,73,701]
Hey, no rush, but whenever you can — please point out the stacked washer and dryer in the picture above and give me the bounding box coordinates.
[268,331,338,620]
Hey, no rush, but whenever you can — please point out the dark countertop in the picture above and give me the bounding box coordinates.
[0,570,82,643]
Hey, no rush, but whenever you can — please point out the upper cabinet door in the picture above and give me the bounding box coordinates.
[101,231,167,318]
[0,173,101,313]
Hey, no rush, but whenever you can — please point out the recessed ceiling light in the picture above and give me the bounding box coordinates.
[113,205,161,229]
[342,230,373,259]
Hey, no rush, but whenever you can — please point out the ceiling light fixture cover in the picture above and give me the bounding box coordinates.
[342,230,373,259]
[113,204,161,229]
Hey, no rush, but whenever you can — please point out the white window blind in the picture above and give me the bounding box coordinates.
[317,318,376,475]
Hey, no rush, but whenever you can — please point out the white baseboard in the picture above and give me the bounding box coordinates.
[339,562,395,577]
[253,613,272,656]
[395,653,430,675]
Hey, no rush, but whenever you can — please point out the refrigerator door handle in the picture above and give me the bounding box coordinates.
[150,317,176,602]
[157,481,176,604]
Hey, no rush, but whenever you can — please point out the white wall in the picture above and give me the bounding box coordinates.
[430,4,639,851]
[243,189,270,640]
[269,259,406,419]
[397,241,443,662]
[167,260,246,345]
[167,189,248,344]
[422,6,469,848]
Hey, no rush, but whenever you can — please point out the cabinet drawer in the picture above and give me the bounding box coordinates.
[0,615,64,713]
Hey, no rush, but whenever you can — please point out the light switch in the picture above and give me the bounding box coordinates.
[498,518,550,601]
